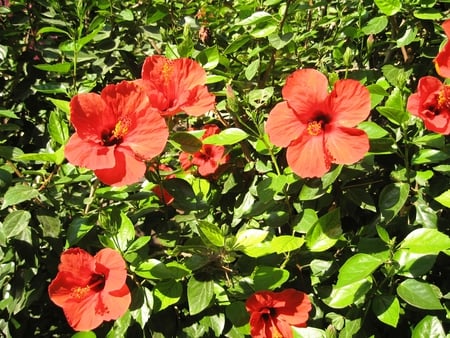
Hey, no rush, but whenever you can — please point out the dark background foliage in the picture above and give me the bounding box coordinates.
[1,0,450,337]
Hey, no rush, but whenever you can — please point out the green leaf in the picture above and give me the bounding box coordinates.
[153,279,182,311]
[203,128,248,145]
[48,110,69,145]
[48,98,70,115]
[268,32,293,50]
[306,208,342,252]
[134,259,174,280]
[326,277,373,309]
[196,45,219,70]
[411,149,450,165]
[377,88,409,125]
[413,8,443,20]
[434,189,450,207]
[374,0,401,16]
[372,295,400,327]
[397,26,418,48]
[197,220,225,247]
[232,228,269,251]
[412,315,446,338]
[292,327,327,338]
[359,121,389,139]
[362,16,388,35]
[37,26,71,37]
[378,182,409,224]
[106,310,131,337]
[399,228,450,254]
[393,249,436,278]
[0,109,19,119]
[251,22,278,38]
[1,184,39,209]
[224,34,251,54]
[66,217,95,246]
[225,302,249,328]
[34,62,72,73]
[126,236,151,253]
[112,210,135,252]
[0,145,24,160]
[71,331,96,338]
[187,277,214,315]
[336,253,383,287]
[271,235,304,254]
[397,279,443,310]
[245,59,260,81]
[3,210,31,239]
[170,132,202,153]
[252,266,289,291]
[235,11,273,26]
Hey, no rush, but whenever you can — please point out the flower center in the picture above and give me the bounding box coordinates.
[437,85,450,111]
[307,120,323,136]
[70,274,105,300]
[102,117,131,146]
[162,60,174,82]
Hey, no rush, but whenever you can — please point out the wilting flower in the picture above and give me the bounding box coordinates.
[135,55,215,117]
[246,289,312,338]
[65,80,169,186]
[179,124,229,176]
[265,68,371,178]
[434,20,450,78]
[407,76,450,135]
[148,163,176,204]
[48,248,131,331]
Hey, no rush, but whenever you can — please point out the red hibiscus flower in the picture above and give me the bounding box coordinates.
[179,124,229,176]
[134,55,216,117]
[246,289,312,338]
[407,76,450,135]
[64,80,169,187]
[434,20,450,78]
[48,248,131,332]
[265,69,371,178]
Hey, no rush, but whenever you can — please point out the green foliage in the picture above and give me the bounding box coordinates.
[0,0,450,337]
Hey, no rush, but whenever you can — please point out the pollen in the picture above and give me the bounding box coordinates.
[112,117,131,139]
[437,85,450,111]
[71,285,91,299]
[307,120,323,136]
[162,60,174,82]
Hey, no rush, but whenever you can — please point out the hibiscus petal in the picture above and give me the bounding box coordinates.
[281,68,329,120]
[435,20,450,78]
[249,313,267,338]
[274,289,311,327]
[100,284,131,322]
[422,111,450,135]
[325,126,369,165]
[273,317,294,338]
[70,93,112,140]
[286,135,330,178]
[122,110,168,160]
[62,294,104,331]
[266,102,306,147]
[327,79,370,127]
[102,81,152,120]
[174,57,208,89]
[94,147,146,186]
[94,248,128,292]
[65,133,116,170]
[406,92,421,117]
[181,85,216,116]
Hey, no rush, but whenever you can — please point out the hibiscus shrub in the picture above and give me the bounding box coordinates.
[1,0,450,337]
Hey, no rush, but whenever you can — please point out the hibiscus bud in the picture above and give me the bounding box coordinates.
[226,83,239,113]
